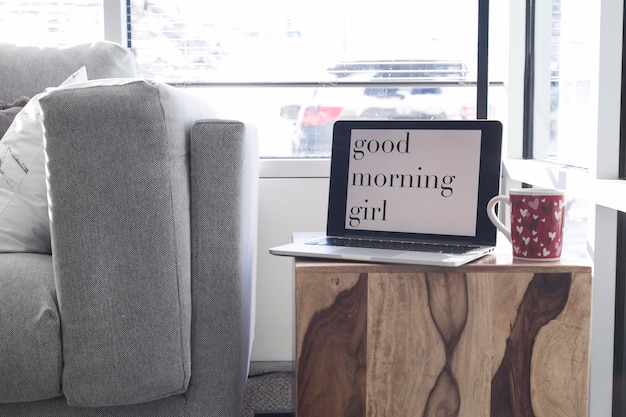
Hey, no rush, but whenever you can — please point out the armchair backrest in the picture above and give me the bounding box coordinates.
[0,41,136,101]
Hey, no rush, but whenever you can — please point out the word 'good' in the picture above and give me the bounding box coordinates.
[352,132,410,160]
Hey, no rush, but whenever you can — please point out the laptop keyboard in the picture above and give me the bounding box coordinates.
[309,237,480,254]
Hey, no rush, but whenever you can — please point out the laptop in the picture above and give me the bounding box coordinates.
[270,119,503,266]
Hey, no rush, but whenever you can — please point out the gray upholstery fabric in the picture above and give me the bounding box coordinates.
[0,253,61,403]
[0,395,187,417]
[0,106,24,138]
[39,80,214,407]
[0,120,258,417]
[0,42,136,101]
[0,42,258,416]
[0,117,259,417]
[186,120,258,416]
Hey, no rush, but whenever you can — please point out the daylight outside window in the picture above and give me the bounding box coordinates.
[128,0,505,158]
[521,0,600,262]
[0,1,103,45]
[0,0,506,159]
[532,0,600,169]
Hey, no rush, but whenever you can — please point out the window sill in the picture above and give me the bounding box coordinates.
[503,158,626,212]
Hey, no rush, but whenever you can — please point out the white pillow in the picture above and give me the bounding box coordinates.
[0,67,88,253]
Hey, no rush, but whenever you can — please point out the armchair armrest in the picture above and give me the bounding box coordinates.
[186,120,258,415]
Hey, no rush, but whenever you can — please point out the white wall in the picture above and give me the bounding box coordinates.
[252,160,329,361]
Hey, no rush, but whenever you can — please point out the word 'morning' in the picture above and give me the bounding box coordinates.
[352,132,410,160]
[351,169,455,197]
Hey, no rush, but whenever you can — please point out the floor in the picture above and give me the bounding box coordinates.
[243,362,294,417]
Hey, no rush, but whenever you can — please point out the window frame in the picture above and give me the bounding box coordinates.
[103,0,128,46]
[612,0,626,411]
[615,210,626,415]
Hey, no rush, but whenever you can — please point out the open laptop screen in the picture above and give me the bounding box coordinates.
[327,120,503,245]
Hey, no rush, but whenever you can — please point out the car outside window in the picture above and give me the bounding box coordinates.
[0,0,506,159]
[128,0,506,158]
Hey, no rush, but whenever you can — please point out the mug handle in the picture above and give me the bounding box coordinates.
[487,195,511,242]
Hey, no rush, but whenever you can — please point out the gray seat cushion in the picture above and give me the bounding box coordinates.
[0,253,61,403]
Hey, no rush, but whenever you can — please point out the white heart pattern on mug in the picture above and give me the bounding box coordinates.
[508,192,565,259]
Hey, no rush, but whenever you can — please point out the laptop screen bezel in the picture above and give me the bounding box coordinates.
[327,119,503,246]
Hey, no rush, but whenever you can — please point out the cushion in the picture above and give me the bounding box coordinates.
[0,67,87,253]
[0,97,29,139]
[39,79,214,407]
[0,107,22,139]
[0,253,61,403]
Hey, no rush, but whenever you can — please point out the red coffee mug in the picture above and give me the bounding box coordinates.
[487,189,566,261]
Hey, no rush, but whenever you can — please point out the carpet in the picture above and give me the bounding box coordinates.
[242,370,294,417]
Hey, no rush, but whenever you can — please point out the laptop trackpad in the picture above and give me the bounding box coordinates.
[336,248,402,257]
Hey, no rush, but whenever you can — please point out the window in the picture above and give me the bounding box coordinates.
[0,0,505,159]
[518,0,602,262]
[0,1,103,45]
[528,0,600,169]
[127,0,506,158]
[130,0,481,83]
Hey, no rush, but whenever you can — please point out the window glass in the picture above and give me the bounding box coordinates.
[129,0,504,158]
[0,1,103,45]
[130,0,478,83]
[533,0,600,168]
[563,195,592,261]
[0,0,505,159]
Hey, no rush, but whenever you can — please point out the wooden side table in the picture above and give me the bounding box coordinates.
[294,255,592,417]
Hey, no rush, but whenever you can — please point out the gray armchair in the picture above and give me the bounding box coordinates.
[0,42,258,416]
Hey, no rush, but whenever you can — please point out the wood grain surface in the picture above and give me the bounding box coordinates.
[491,273,571,417]
[296,273,368,417]
[295,261,591,417]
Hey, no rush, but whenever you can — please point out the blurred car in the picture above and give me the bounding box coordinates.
[281,59,470,156]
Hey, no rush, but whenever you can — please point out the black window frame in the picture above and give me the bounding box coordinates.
[613,0,626,412]
[616,210,626,416]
